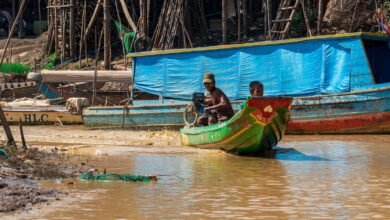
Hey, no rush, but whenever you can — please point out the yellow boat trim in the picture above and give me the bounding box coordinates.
[128,32,389,58]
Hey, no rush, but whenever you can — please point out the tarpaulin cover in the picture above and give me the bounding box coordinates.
[134,40,352,100]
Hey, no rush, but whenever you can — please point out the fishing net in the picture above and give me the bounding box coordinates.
[0,63,31,75]
[79,173,157,182]
[114,21,136,54]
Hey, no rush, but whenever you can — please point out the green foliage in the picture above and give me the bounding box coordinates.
[43,53,59,70]
[0,63,31,75]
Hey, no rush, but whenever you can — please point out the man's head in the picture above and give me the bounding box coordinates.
[203,73,216,92]
[249,81,263,96]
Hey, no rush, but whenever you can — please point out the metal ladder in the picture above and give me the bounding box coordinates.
[270,0,311,40]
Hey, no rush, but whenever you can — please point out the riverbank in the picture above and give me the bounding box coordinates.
[0,142,91,212]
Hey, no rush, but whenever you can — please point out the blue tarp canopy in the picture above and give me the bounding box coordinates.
[133,40,352,100]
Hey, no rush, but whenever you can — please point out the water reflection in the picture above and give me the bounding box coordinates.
[275,147,332,161]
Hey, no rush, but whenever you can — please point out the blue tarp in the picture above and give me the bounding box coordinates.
[134,40,352,100]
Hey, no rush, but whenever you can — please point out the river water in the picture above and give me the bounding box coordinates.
[3,134,390,219]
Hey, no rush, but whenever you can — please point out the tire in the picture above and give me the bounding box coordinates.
[183,104,199,126]
[134,36,152,52]
[0,89,15,100]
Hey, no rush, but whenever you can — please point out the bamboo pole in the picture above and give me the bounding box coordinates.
[38,0,42,34]
[103,0,111,70]
[317,0,323,35]
[267,0,271,38]
[243,0,247,37]
[18,0,24,38]
[237,0,241,42]
[69,0,75,58]
[84,0,102,41]
[0,0,27,68]
[93,29,104,106]
[119,0,138,32]
[300,0,312,37]
[222,0,228,44]
[54,1,59,52]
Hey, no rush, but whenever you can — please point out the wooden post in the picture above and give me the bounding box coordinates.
[54,1,59,52]
[19,119,27,150]
[69,0,75,58]
[38,0,42,34]
[267,0,271,38]
[18,0,24,39]
[222,0,227,44]
[93,30,104,106]
[300,0,312,37]
[0,0,27,67]
[103,0,111,70]
[237,0,241,42]
[243,0,247,37]
[317,0,323,35]
[0,106,16,148]
[11,0,16,32]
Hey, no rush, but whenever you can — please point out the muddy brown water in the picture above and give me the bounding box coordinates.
[1,127,390,219]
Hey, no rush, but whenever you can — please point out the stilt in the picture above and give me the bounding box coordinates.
[222,0,228,44]
[103,0,111,70]
[69,0,75,58]
[19,119,27,150]
[0,106,16,149]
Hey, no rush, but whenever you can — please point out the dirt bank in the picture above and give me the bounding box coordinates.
[0,146,90,213]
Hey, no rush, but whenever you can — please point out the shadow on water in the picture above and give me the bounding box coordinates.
[274,146,332,161]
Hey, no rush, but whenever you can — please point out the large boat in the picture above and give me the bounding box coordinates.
[180,97,292,155]
[83,32,390,134]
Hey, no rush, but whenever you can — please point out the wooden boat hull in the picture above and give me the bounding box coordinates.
[0,82,38,99]
[287,85,390,134]
[180,97,292,155]
[83,86,390,134]
[1,106,83,125]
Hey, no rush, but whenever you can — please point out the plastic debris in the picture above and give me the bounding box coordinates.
[0,148,9,158]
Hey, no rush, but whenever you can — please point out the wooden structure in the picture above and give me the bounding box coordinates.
[270,0,312,40]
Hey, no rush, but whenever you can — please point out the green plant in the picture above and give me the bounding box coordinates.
[43,53,59,70]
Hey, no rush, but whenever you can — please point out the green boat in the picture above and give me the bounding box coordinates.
[180,97,293,155]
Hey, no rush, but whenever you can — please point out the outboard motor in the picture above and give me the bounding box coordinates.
[183,92,205,126]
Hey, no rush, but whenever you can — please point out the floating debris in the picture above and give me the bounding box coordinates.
[79,173,157,182]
